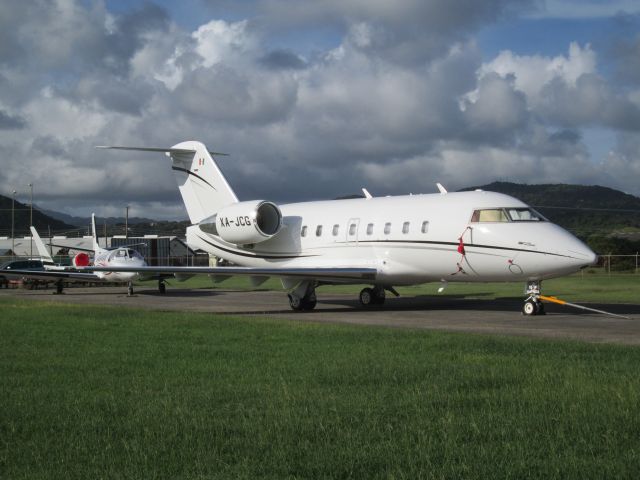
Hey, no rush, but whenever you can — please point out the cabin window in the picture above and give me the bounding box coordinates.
[316,225,323,237]
[332,224,339,236]
[402,222,410,234]
[470,209,509,223]
[506,208,546,222]
[349,223,357,236]
[301,226,308,237]
[366,223,374,235]
[421,221,429,233]
[384,222,391,234]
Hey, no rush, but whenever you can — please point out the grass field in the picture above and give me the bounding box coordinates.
[2,298,640,479]
[140,272,640,304]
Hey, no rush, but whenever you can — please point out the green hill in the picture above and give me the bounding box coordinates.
[461,182,640,256]
[0,195,77,237]
[461,182,640,238]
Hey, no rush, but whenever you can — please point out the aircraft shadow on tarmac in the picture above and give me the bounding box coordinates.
[16,286,638,317]
[125,287,640,317]
[210,294,640,317]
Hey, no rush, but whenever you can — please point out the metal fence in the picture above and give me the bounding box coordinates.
[595,254,640,275]
[2,254,639,274]
[0,254,211,268]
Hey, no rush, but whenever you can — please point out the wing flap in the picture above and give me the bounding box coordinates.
[82,266,377,282]
[1,270,100,282]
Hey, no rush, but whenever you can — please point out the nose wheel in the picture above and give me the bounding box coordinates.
[522,281,545,316]
[522,299,545,316]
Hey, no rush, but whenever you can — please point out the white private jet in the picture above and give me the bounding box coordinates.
[5,216,152,295]
[91,140,597,315]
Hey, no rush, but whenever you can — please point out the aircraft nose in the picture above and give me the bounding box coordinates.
[565,236,598,267]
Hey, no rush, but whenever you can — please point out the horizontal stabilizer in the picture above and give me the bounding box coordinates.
[95,146,229,156]
[99,140,238,224]
[47,243,94,253]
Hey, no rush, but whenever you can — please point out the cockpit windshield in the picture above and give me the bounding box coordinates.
[471,207,546,223]
[505,208,545,222]
[109,248,143,261]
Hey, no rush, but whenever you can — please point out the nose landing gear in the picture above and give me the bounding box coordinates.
[522,281,545,316]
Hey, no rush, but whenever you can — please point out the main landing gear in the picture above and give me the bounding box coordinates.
[522,281,545,316]
[359,286,399,307]
[287,283,399,311]
[288,291,317,311]
[359,286,386,306]
[158,279,166,295]
[127,281,134,297]
[288,281,317,311]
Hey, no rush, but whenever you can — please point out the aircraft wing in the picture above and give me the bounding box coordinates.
[0,269,100,282]
[83,266,377,283]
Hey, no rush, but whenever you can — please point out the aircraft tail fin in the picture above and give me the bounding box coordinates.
[91,213,100,251]
[96,141,238,224]
[29,226,54,263]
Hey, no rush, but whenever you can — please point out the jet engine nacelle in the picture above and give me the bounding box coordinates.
[73,252,91,267]
[215,200,283,245]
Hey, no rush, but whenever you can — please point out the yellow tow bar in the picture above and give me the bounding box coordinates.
[539,295,630,319]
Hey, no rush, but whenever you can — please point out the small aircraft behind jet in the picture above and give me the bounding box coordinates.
[4,216,166,295]
[88,141,597,315]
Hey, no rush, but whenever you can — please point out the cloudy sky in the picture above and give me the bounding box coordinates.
[1,0,639,219]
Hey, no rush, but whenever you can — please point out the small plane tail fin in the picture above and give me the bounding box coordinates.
[96,141,238,224]
[29,226,54,263]
[91,213,100,252]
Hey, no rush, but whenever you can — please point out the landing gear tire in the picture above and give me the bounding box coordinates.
[522,299,538,316]
[303,293,317,310]
[288,293,302,310]
[288,292,317,311]
[359,287,374,306]
[127,282,134,297]
[360,287,386,307]
[158,281,166,295]
[55,281,64,295]
[372,287,386,305]
[536,301,545,315]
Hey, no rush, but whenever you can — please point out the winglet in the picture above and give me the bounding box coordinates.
[362,188,373,199]
[436,183,448,194]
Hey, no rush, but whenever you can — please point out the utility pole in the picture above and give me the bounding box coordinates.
[11,189,16,258]
[125,205,130,239]
[28,183,33,258]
